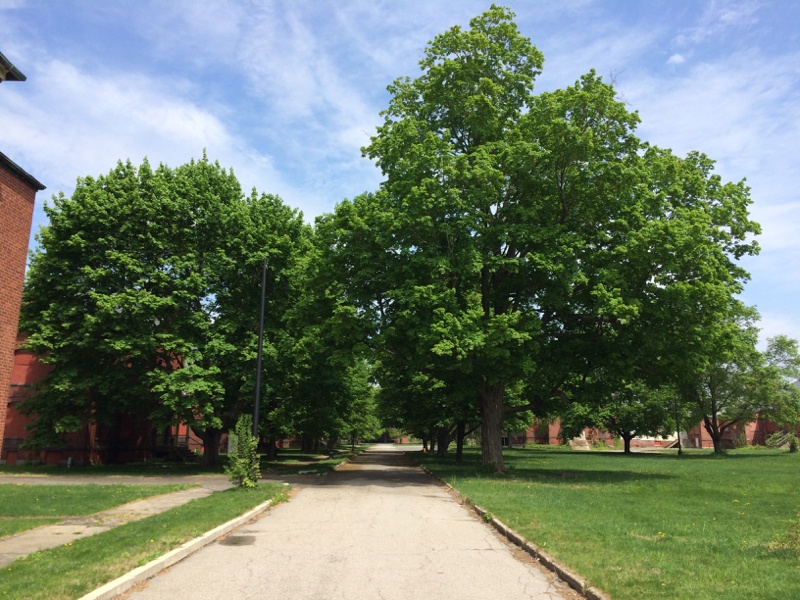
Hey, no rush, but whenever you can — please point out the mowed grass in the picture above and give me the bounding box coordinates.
[0,483,191,538]
[418,446,800,600]
[0,444,366,478]
[0,484,289,600]
[260,445,368,475]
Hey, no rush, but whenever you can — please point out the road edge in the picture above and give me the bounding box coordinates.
[415,459,612,600]
[79,496,276,600]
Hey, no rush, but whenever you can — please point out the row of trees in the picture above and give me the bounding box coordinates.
[20,154,380,465]
[19,6,800,469]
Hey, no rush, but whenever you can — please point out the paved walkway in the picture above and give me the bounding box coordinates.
[124,445,576,600]
[0,474,231,568]
[0,447,583,599]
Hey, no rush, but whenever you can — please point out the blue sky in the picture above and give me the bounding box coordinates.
[1,0,799,343]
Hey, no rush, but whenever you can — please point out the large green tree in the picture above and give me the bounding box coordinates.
[683,307,800,453]
[330,5,759,470]
[20,155,309,465]
[560,379,675,453]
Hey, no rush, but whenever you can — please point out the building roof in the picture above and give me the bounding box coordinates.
[0,51,26,82]
[0,151,45,191]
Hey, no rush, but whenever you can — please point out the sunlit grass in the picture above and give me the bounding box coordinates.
[0,483,191,538]
[418,446,800,600]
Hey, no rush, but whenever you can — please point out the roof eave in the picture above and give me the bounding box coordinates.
[0,51,27,82]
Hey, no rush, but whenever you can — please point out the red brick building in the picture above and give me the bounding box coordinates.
[0,152,45,463]
[0,52,47,463]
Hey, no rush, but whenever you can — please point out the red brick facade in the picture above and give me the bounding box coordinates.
[0,152,44,462]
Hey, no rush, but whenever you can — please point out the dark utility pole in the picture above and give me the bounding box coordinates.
[253,258,267,437]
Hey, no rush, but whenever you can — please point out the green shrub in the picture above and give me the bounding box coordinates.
[224,414,261,488]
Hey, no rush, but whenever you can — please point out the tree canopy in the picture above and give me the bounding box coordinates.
[20,154,374,464]
[325,5,762,470]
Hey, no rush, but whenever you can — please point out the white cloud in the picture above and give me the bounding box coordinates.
[0,53,314,237]
[674,0,760,46]
[622,49,800,183]
[534,22,660,92]
[751,310,800,346]
[667,53,686,65]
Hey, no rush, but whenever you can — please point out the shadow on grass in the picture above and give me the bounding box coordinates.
[0,446,369,478]
[415,449,677,485]
[0,462,225,477]
[261,446,366,476]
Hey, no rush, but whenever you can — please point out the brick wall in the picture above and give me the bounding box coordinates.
[0,155,43,461]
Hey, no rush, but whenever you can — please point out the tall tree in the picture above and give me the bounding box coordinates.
[684,308,800,453]
[20,155,308,465]
[334,5,760,471]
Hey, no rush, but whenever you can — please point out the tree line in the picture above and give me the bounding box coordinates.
[20,6,800,470]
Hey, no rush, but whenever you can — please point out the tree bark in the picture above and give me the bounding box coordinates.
[436,427,449,457]
[264,435,278,460]
[620,431,633,454]
[455,420,466,464]
[703,416,724,454]
[195,427,222,466]
[301,436,316,453]
[479,384,505,472]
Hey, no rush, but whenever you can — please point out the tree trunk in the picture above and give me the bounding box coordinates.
[436,427,449,457]
[265,431,278,460]
[195,427,222,466]
[479,384,505,472]
[455,420,466,464]
[301,436,316,453]
[621,432,633,454]
[703,416,724,454]
[428,425,436,454]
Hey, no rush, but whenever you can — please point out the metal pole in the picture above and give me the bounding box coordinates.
[253,258,267,438]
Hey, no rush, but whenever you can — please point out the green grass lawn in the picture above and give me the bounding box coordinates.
[0,483,192,538]
[0,444,365,478]
[260,444,367,475]
[0,484,289,600]
[418,446,800,600]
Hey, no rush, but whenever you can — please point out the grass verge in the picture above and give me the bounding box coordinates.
[260,444,367,475]
[0,484,289,600]
[418,446,800,600]
[0,483,191,538]
[0,444,366,478]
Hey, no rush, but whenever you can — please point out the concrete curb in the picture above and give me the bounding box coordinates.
[417,463,612,600]
[80,449,365,600]
[79,496,276,600]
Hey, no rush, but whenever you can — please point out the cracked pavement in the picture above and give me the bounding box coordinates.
[125,444,575,600]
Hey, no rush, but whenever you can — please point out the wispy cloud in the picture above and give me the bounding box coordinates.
[674,0,761,46]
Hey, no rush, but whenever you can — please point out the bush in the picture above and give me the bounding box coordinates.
[224,414,261,488]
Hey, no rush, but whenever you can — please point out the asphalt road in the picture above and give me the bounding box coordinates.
[124,444,574,600]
